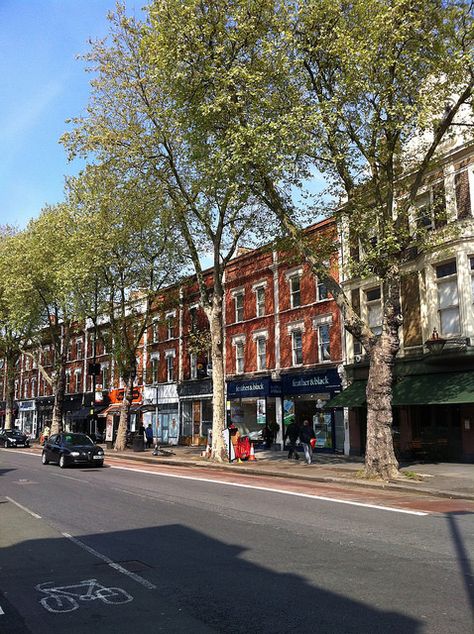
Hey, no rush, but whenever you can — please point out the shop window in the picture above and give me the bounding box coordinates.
[436,260,460,335]
[366,287,382,335]
[318,324,331,362]
[255,286,265,317]
[256,337,267,371]
[166,354,174,382]
[292,330,303,365]
[289,275,301,308]
[234,292,244,323]
[235,341,245,374]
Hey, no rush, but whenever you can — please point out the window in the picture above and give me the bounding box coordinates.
[235,341,245,374]
[234,292,244,322]
[256,337,267,371]
[152,319,159,343]
[470,257,474,303]
[23,380,29,399]
[189,306,198,331]
[415,192,434,231]
[166,354,174,382]
[166,316,175,339]
[31,379,36,398]
[256,286,265,317]
[74,371,82,393]
[76,339,83,360]
[316,277,328,302]
[101,365,109,389]
[151,358,159,384]
[318,324,331,362]
[66,343,73,362]
[436,261,460,335]
[292,330,303,365]
[290,275,301,308]
[65,372,71,394]
[366,287,382,335]
[190,353,197,379]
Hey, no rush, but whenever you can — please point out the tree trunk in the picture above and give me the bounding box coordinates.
[114,373,134,451]
[51,369,66,436]
[207,293,227,462]
[4,352,18,430]
[364,334,399,480]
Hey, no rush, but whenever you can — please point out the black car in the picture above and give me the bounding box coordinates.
[42,433,105,468]
[0,428,30,448]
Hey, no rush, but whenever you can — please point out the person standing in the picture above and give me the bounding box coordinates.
[299,419,316,465]
[145,423,154,449]
[284,421,300,460]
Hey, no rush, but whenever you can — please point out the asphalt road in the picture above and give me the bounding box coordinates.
[0,449,473,634]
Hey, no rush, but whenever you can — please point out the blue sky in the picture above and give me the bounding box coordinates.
[0,0,143,228]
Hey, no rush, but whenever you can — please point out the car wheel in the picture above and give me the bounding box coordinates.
[59,454,67,468]
[41,452,49,465]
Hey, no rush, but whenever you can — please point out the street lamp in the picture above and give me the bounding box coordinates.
[425,328,447,354]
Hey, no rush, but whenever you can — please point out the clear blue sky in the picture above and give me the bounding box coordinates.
[0,0,143,229]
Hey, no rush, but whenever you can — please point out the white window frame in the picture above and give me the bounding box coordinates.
[234,291,244,323]
[190,352,198,379]
[256,337,267,371]
[365,286,382,336]
[152,318,160,343]
[74,369,82,394]
[470,256,474,304]
[291,330,303,366]
[76,338,83,360]
[165,350,175,382]
[436,260,460,336]
[65,372,71,394]
[166,312,176,340]
[289,274,301,308]
[232,335,246,374]
[252,282,267,317]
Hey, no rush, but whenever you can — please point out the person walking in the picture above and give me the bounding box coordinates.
[299,419,316,465]
[284,421,300,460]
[145,423,154,449]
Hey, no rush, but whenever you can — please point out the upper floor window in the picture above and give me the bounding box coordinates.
[74,371,82,393]
[366,287,382,336]
[23,380,29,399]
[436,260,460,335]
[189,306,198,331]
[235,340,245,374]
[76,339,83,360]
[166,314,175,339]
[289,275,301,308]
[190,353,197,379]
[316,277,328,302]
[255,286,265,317]
[234,292,244,323]
[65,372,71,394]
[66,343,73,362]
[317,324,331,362]
[256,337,267,371]
[101,365,109,389]
[152,319,159,343]
[166,353,174,382]
[151,357,159,384]
[291,330,303,366]
[470,257,474,303]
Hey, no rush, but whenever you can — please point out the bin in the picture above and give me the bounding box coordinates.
[133,435,145,452]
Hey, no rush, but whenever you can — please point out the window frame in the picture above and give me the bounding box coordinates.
[234,292,244,323]
[289,274,301,308]
[256,337,267,371]
[291,330,303,366]
[436,260,460,336]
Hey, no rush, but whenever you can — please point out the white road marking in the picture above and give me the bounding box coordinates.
[110,465,429,516]
[5,496,41,519]
[62,533,156,590]
[0,606,4,615]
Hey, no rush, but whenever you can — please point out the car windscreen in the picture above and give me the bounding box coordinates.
[6,431,23,437]
[63,434,95,446]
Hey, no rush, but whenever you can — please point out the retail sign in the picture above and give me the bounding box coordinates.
[281,369,341,395]
[227,377,281,398]
[19,400,36,411]
[109,387,142,404]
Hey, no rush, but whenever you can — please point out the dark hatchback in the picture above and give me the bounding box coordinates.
[42,433,105,468]
[0,429,30,448]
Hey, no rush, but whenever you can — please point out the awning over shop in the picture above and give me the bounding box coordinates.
[393,371,474,405]
[325,381,367,408]
[98,403,142,417]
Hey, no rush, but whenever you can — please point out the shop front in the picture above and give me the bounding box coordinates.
[226,377,282,448]
[178,379,213,445]
[102,387,142,445]
[281,369,344,452]
[155,383,179,445]
[36,396,54,438]
[18,400,37,438]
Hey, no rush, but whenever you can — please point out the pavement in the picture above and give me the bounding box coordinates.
[29,442,474,501]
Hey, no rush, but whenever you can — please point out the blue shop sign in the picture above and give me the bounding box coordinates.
[227,377,281,398]
[281,369,341,395]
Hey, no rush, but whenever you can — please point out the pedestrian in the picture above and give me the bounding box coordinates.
[284,421,300,460]
[41,424,51,446]
[299,419,316,465]
[145,423,154,449]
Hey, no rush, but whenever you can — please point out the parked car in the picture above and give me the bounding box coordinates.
[41,433,105,468]
[0,428,30,448]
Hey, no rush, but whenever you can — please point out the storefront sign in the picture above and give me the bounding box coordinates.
[227,377,281,398]
[281,369,341,395]
[18,400,36,411]
[178,379,212,397]
[109,387,142,404]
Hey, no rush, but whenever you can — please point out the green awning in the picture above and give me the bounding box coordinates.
[393,371,474,405]
[325,381,367,408]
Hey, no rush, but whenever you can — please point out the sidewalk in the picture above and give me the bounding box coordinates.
[85,443,474,501]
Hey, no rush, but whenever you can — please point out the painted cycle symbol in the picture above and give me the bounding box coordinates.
[35,578,133,613]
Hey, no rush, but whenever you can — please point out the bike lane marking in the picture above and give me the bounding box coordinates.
[62,532,156,590]
[109,464,428,516]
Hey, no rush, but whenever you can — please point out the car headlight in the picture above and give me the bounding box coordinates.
[70,451,80,456]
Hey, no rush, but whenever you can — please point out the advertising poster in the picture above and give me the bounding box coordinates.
[256,399,266,425]
[168,417,179,445]
[105,417,114,442]
[283,399,295,426]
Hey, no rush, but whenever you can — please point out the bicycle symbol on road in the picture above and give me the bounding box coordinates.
[35,578,133,613]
